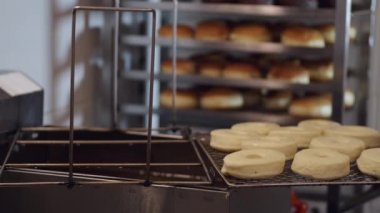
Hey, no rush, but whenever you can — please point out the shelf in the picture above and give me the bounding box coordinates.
[122,35,333,57]
[122,71,336,92]
[123,1,335,21]
[120,104,302,127]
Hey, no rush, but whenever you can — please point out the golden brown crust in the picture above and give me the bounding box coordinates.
[318,24,357,44]
[161,59,196,75]
[302,60,334,82]
[222,63,261,79]
[160,89,198,109]
[281,26,325,48]
[267,64,310,84]
[289,95,331,118]
[199,62,224,78]
[230,24,272,43]
[201,88,244,110]
[159,25,194,39]
[195,21,230,41]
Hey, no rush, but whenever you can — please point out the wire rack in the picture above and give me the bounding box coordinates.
[194,133,380,188]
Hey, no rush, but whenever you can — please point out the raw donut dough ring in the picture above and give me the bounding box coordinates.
[298,119,340,132]
[310,136,365,162]
[357,148,380,178]
[210,129,256,152]
[222,149,286,179]
[241,136,297,160]
[231,122,280,135]
[324,126,380,148]
[269,127,320,148]
[291,148,350,180]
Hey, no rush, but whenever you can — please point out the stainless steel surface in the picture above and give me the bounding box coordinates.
[122,35,333,57]
[331,0,352,122]
[123,71,336,92]
[69,6,157,186]
[195,133,380,188]
[0,172,291,213]
[124,1,334,21]
[0,131,19,177]
[0,127,212,186]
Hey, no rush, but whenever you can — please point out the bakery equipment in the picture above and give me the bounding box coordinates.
[0,71,43,136]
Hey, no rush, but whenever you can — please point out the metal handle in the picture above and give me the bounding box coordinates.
[70,6,156,187]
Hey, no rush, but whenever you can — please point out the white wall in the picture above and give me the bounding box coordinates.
[0,0,102,126]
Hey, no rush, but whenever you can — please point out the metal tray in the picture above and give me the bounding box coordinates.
[194,133,380,188]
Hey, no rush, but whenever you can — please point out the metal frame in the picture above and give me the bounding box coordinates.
[0,5,212,188]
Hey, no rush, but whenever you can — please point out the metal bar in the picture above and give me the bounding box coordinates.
[112,0,121,128]
[122,35,333,57]
[16,139,189,144]
[145,9,157,185]
[124,1,335,21]
[6,163,202,167]
[327,185,340,213]
[171,0,178,125]
[0,131,20,178]
[123,71,336,92]
[70,6,156,188]
[331,0,351,122]
[189,138,212,184]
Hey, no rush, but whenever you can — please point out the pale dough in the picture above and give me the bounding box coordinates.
[310,136,365,162]
[291,148,350,180]
[269,127,320,148]
[357,148,380,178]
[222,149,286,179]
[241,136,297,160]
[210,129,257,152]
[231,122,280,135]
[324,126,380,148]
[298,119,340,132]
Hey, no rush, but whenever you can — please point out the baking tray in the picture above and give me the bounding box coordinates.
[194,133,380,188]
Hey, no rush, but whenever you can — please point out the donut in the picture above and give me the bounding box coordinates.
[200,88,244,110]
[291,149,350,180]
[241,136,298,160]
[269,127,320,148]
[298,119,341,132]
[281,26,325,48]
[324,126,380,148]
[159,24,194,39]
[357,148,380,178]
[195,20,229,41]
[231,122,280,135]
[310,136,365,162]
[221,149,286,179]
[210,129,257,152]
[229,23,272,43]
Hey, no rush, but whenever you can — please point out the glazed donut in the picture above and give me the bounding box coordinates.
[241,136,298,160]
[222,149,286,179]
[231,122,280,135]
[357,148,380,178]
[298,119,340,132]
[291,149,350,180]
[310,136,365,162]
[269,127,320,148]
[324,126,380,148]
[210,129,257,152]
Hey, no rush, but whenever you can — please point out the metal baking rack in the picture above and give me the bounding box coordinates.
[0,5,211,187]
[193,133,380,188]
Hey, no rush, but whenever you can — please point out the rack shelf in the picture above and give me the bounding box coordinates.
[121,104,302,127]
[122,35,333,57]
[123,1,335,21]
[123,71,336,92]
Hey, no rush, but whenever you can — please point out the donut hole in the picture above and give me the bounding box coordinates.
[246,154,262,159]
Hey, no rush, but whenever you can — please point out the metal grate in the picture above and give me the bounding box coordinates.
[194,133,380,188]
